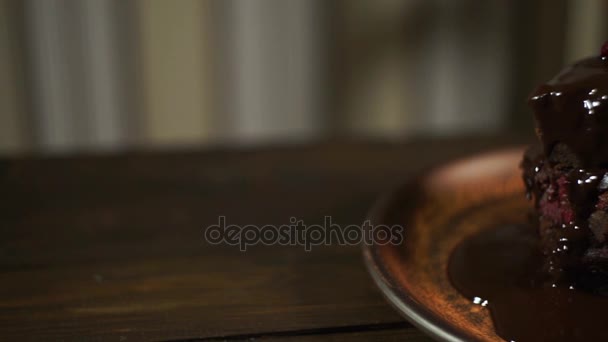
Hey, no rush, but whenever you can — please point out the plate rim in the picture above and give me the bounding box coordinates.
[362,147,526,342]
[362,187,466,342]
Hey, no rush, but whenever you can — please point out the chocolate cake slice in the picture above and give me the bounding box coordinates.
[523,43,608,288]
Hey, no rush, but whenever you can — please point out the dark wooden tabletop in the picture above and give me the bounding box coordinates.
[0,136,527,341]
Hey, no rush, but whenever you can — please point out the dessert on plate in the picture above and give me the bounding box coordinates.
[523,42,608,287]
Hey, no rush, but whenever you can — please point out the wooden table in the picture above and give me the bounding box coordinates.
[0,137,526,341]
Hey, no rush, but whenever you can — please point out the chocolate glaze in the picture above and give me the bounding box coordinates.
[529,56,608,168]
[568,168,603,217]
[449,223,608,341]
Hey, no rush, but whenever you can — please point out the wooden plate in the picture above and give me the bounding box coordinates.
[363,147,528,342]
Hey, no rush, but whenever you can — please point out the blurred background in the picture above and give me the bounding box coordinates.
[0,0,606,155]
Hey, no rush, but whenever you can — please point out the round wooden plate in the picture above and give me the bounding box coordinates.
[363,147,529,342]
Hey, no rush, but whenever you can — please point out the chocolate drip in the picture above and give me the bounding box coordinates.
[529,57,608,168]
[568,169,604,219]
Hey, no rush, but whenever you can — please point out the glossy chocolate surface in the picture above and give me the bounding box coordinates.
[529,56,608,168]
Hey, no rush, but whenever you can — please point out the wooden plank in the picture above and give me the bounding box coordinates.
[276,327,434,342]
[198,324,434,341]
[0,139,526,340]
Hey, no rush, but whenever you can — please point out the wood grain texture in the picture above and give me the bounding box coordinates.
[283,329,434,342]
[243,325,435,342]
[0,138,527,341]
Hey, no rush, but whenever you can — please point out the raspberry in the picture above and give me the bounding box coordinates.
[540,176,575,224]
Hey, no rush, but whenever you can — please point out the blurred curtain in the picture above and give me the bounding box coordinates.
[138,0,215,145]
[0,0,607,155]
[224,0,324,142]
[25,0,137,151]
[0,0,28,153]
[328,0,511,136]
